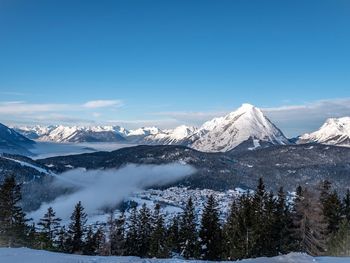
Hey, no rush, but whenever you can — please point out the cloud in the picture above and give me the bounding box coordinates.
[0,100,123,115]
[29,163,195,220]
[83,100,123,109]
[261,98,350,137]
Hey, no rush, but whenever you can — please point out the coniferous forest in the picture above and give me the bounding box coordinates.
[1,176,350,260]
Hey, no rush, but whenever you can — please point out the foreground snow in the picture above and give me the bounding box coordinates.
[0,248,349,263]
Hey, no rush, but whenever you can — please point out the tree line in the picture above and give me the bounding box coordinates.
[1,175,350,260]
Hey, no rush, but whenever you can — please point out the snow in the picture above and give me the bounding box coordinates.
[0,248,348,263]
[299,117,350,147]
[1,156,52,175]
[191,103,289,152]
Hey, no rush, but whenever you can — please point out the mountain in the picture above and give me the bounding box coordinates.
[299,117,350,147]
[143,125,197,145]
[38,144,350,194]
[38,125,127,143]
[12,104,288,152]
[0,123,35,155]
[189,104,289,152]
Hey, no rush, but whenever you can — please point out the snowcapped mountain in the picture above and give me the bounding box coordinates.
[38,125,127,143]
[143,125,197,145]
[299,117,350,147]
[0,123,35,155]
[13,104,289,152]
[190,103,289,152]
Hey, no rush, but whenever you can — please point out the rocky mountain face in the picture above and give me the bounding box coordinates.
[299,117,350,147]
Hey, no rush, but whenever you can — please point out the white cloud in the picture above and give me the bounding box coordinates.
[0,100,123,115]
[83,100,123,109]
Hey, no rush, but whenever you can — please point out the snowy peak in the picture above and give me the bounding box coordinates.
[299,117,350,147]
[191,104,289,152]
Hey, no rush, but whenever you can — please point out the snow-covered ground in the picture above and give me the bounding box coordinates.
[0,248,348,263]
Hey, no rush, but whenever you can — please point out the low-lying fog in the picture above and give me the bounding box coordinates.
[31,142,135,159]
[29,163,195,221]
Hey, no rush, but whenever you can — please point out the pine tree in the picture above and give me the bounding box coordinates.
[56,226,68,252]
[0,176,29,247]
[274,187,294,254]
[322,190,342,234]
[125,205,139,256]
[83,225,97,255]
[179,197,199,259]
[149,204,169,258]
[293,188,327,256]
[108,212,126,256]
[137,203,152,257]
[223,193,256,260]
[37,207,61,250]
[199,195,222,260]
[343,189,350,222]
[166,215,180,254]
[328,219,350,256]
[67,201,87,254]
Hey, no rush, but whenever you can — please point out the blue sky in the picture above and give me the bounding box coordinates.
[0,0,350,136]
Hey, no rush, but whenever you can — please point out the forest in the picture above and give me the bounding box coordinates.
[0,176,349,260]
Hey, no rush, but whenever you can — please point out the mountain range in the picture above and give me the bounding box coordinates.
[2,103,350,155]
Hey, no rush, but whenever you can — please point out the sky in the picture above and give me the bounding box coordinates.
[0,0,350,137]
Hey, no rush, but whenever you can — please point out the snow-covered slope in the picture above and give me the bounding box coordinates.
[38,125,127,143]
[190,104,289,152]
[0,248,345,263]
[143,125,197,145]
[299,117,350,147]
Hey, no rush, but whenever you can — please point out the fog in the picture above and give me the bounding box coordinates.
[29,163,195,221]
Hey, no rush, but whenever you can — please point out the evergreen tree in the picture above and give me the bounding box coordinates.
[125,205,139,256]
[0,176,29,247]
[328,219,350,256]
[322,190,342,234]
[83,226,97,255]
[37,207,61,250]
[149,204,169,258]
[166,215,180,254]
[108,212,126,256]
[293,188,327,256]
[67,201,87,253]
[179,197,199,259]
[199,195,222,260]
[56,226,68,252]
[343,189,350,222]
[223,193,256,260]
[274,187,294,254]
[137,203,152,257]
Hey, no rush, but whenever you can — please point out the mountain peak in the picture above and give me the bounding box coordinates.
[299,116,350,146]
[191,104,288,152]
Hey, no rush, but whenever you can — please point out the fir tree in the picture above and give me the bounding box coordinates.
[343,189,350,222]
[293,188,327,256]
[199,195,222,260]
[67,201,87,253]
[322,190,342,234]
[108,212,126,256]
[328,219,350,256]
[125,205,139,256]
[0,176,29,247]
[37,207,61,250]
[149,204,169,258]
[166,215,180,254]
[137,203,152,257]
[179,197,199,259]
